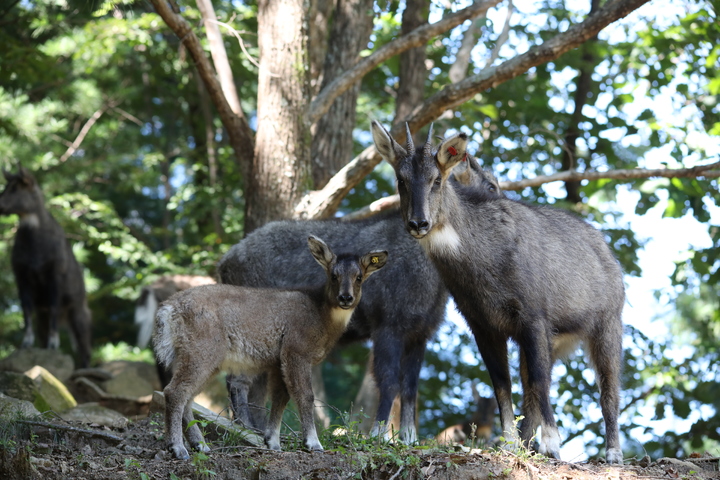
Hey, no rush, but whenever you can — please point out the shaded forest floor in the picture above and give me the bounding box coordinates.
[2,413,719,480]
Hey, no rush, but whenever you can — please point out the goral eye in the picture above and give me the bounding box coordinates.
[434,176,442,187]
[331,274,338,282]
[356,275,362,283]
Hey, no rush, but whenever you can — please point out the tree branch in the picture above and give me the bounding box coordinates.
[58,103,113,163]
[343,193,400,221]
[342,162,720,220]
[307,0,502,125]
[504,161,720,191]
[195,0,243,116]
[294,144,378,219]
[17,419,123,444]
[408,0,653,129]
[485,0,514,68]
[149,0,255,176]
[295,0,652,219]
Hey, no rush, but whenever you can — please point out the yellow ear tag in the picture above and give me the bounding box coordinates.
[371,256,379,264]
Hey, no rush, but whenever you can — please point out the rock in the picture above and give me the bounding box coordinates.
[100,361,161,396]
[0,348,74,382]
[0,393,40,418]
[71,368,113,382]
[99,394,153,418]
[59,403,129,429]
[0,371,38,403]
[71,375,154,418]
[72,377,107,403]
[24,366,77,413]
[0,371,51,413]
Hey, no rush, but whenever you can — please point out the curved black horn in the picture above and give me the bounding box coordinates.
[404,123,414,153]
[423,123,434,157]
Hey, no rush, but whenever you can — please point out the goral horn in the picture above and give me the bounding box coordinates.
[423,123,434,157]
[404,122,414,153]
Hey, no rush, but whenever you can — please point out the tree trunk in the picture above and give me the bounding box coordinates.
[561,0,600,204]
[310,0,374,189]
[308,0,334,96]
[394,0,429,124]
[246,0,312,233]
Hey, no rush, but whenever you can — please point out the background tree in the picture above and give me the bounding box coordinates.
[0,0,718,460]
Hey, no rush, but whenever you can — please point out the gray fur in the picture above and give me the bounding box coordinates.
[218,139,504,444]
[0,167,92,368]
[372,121,624,464]
[219,211,442,444]
[135,275,215,349]
[154,236,387,459]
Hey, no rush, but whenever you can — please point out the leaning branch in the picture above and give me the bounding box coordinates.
[505,161,720,190]
[294,145,377,219]
[306,0,502,125]
[408,0,652,128]
[342,163,720,221]
[58,103,113,163]
[195,0,244,116]
[296,0,652,219]
[17,419,123,443]
[149,0,255,175]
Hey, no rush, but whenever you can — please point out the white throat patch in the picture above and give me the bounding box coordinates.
[330,307,354,329]
[420,224,461,257]
[19,213,40,228]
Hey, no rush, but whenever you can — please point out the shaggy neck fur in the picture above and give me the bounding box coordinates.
[419,223,462,257]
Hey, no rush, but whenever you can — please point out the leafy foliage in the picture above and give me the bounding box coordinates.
[0,0,717,462]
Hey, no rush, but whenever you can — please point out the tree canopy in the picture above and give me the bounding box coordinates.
[0,0,718,461]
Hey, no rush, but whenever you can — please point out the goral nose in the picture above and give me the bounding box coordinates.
[408,219,429,233]
[338,294,354,305]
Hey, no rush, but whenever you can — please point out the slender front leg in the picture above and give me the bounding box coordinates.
[283,361,323,451]
[17,281,35,348]
[46,274,61,349]
[471,323,520,450]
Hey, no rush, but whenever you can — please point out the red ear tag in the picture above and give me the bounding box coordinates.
[447,146,458,156]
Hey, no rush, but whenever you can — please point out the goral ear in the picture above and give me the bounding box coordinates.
[436,132,469,175]
[371,121,407,168]
[360,250,388,278]
[308,235,336,271]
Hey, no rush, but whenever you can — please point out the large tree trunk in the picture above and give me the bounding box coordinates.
[394,0,429,124]
[245,0,312,233]
[310,0,374,189]
[308,0,334,96]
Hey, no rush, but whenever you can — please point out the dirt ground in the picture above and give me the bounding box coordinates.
[1,413,719,480]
